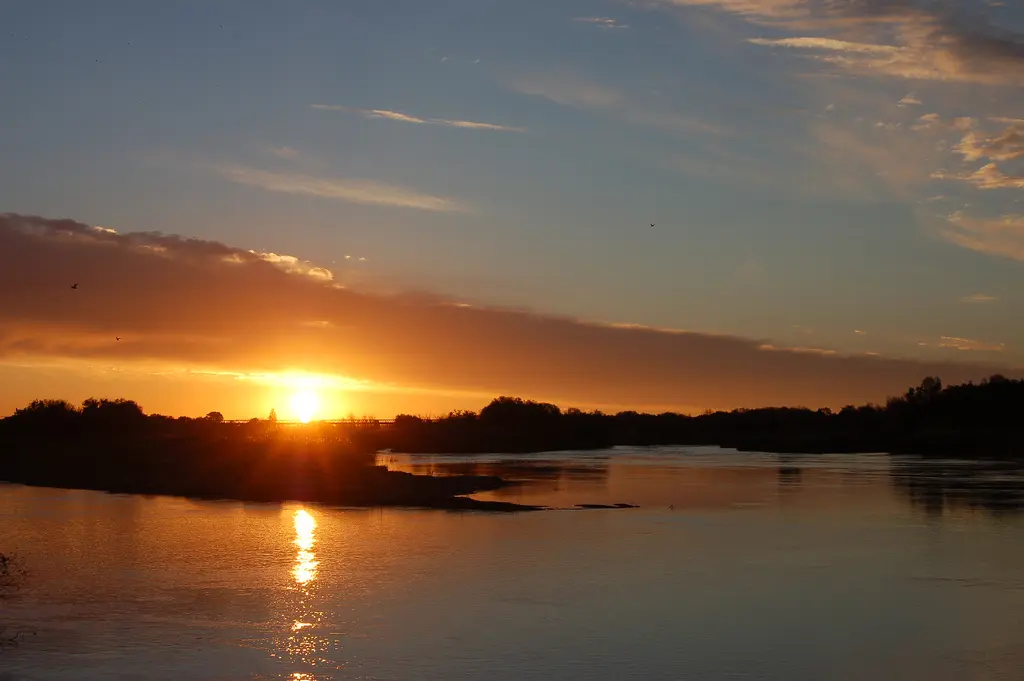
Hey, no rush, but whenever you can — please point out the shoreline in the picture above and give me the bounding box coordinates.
[0,477,543,512]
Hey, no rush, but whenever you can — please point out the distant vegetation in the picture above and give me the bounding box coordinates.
[356,375,1024,458]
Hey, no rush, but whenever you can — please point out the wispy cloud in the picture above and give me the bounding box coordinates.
[510,72,726,137]
[807,117,943,198]
[311,104,524,133]
[940,211,1024,261]
[910,113,976,133]
[954,121,1024,163]
[898,94,922,107]
[211,164,468,212]
[932,163,1024,190]
[748,37,899,56]
[573,17,629,29]
[662,0,1024,86]
[254,252,334,282]
[757,343,837,356]
[656,0,805,20]
[960,293,998,304]
[748,33,1024,86]
[266,146,300,160]
[938,336,1005,352]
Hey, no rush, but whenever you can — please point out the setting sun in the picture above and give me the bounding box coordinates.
[290,390,319,423]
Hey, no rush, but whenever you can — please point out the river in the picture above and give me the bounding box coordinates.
[2,447,1023,680]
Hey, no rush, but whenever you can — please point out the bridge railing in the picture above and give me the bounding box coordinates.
[222,418,400,425]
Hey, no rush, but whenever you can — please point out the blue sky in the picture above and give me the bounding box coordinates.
[2,0,1023,387]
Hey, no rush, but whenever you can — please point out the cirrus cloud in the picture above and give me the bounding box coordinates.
[211,164,469,212]
[960,293,998,304]
[573,17,629,29]
[660,0,1024,86]
[311,104,525,133]
[940,211,1024,261]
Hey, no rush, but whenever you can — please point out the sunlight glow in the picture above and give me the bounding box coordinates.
[290,390,319,423]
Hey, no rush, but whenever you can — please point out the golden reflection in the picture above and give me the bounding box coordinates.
[292,509,318,585]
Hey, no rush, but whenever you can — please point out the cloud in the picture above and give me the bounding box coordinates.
[663,0,1024,86]
[854,329,867,335]
[657,0,806,20]
[940,211,1024,261]
[211,164,467,212]
[757,344,837,356]
[807,117,943,198]
[938,336,1005,352]
[954,121,1024,162]
[748,31,1024,85]
[509,75,624,110]
[748,37,899,56]
[255,252,334,282]
[1,213,1017,413]
[898,94,923,106]
[932,163,1024,190]
[311,104,524,133]
[574,17,629,29]
[509,73,726,137]
[908,112,974,134]
[267,146,300,159]
[960,293,998,303]
[910,113,942,131]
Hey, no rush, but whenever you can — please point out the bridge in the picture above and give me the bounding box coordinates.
[222,418,400,426]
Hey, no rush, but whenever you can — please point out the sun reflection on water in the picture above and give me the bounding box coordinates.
[292,509,318,585]
[279,508,339,675]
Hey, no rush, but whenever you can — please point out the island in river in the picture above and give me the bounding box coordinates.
[0,399,536,512]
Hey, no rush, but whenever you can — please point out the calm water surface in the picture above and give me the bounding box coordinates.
[2,447,1024,680]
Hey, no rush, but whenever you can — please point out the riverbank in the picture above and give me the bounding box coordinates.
[0,432,540,512]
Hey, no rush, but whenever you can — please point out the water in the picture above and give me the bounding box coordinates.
[2,447,1024,680]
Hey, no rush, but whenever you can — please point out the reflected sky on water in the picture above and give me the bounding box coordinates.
[2,447,1023,680]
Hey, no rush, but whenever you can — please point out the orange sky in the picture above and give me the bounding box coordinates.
[1,213,1019,419]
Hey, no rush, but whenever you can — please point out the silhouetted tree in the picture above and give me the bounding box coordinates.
[205,411,225,423]
[7,399,80,431]
[480,397,561,425]
[81,398,145,428]
[268,408,278,423]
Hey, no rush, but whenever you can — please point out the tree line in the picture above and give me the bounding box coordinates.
[2,375,1022,457]
[366,375,1024,456]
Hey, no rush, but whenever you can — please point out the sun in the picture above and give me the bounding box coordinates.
[290,390,319,423]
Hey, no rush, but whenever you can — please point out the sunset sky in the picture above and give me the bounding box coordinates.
[2,0,1023,419]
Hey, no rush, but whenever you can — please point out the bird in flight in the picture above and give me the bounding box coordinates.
[70,283,78,290]
[650,223,655,228]
[115,337,121,341]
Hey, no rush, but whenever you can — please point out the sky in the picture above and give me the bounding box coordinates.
[1,0,1023,419]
